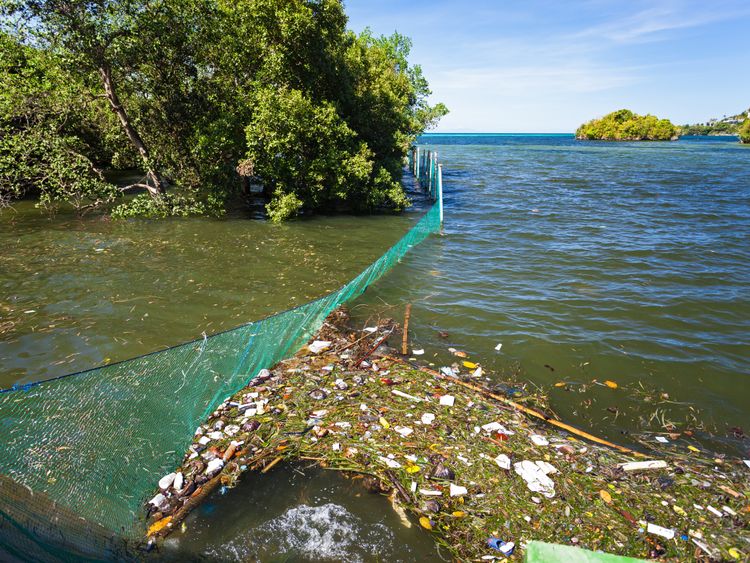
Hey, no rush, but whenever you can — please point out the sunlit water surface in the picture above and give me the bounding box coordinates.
[352,134,750,455]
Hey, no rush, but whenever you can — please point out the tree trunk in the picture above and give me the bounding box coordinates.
[98,65,166,197]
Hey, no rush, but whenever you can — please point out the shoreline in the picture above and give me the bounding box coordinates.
[144,309,749,561]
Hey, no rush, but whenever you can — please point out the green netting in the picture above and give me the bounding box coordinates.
[0,175,441,555]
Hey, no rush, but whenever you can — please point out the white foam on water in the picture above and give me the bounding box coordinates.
[204,503,397,562]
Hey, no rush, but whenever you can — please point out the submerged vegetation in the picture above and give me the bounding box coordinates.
[0,0,446,220]
[576,110,677,141]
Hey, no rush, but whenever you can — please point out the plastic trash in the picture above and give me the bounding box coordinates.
[421,413,436,425]
[530,434,549,446]
[482,422,515,435]
[487,538,515,556]
[618,460,668,472]
[494,343,503,351]
[655,436,670,443]
[449,484,468,496]
[494,454,511,470]
[392,389,422,402]
[514,460,557,498]
[378,456,402,469]
[394,426,414,437]
[439,395,455,407]
[646,523,675,540]
[308,340,332,354]
[158,473,176,490]
[487,537,503,550]
[412,349,425,355]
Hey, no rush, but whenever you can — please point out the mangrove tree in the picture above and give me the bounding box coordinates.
[576,109,677,141]
[0,0,447,220]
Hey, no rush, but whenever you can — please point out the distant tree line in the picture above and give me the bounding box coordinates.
[677,122,739,136]
[0,0,447,221]
[576,110,677,141]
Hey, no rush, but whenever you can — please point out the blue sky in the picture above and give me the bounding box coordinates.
[344,0,750,132]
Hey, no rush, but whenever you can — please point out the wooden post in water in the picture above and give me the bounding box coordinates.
[401,303,412,355]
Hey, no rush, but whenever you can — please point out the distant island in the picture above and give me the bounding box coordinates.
[678,108,749,137]
[576,109,677,141]
[741,119,750,143]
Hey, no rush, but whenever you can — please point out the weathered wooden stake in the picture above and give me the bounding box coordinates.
[401,303,412,355]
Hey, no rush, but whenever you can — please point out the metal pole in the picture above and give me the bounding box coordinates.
[433,152,438,198]
[438,163,444,223]
[428,151,433,194]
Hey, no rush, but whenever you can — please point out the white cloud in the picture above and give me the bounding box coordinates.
[572,1,750,44]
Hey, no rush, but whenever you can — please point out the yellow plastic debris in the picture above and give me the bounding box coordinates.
[379,417,390,429]
[406,465,421,474]
[728,547,741,559]
[452,511,467,518]
[147,516,172,536]
[462,361,477,369]
[554,382,566,387]
[604,380,618,389]
[419,516,433,530]
[599,490,612,504]
[687,445,700,452]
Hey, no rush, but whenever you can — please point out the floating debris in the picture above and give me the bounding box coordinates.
[144,309,750,562]
[439,395,455,407]
[618,460,668,472]
[308,340,332,354]
[646,523,675,540]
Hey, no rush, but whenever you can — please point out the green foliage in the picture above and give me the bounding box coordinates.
[110,191,224,219]
[0,31,121,211]
[245,87,408,222]
[678,121,739,136]
[576,109,677,141]
[0,0,446,220]
[739,119,750,144]
[0,127,120,212]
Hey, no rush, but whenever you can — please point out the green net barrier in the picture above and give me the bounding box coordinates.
[0,172,441,557]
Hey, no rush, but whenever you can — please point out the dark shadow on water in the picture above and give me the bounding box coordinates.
[154,464,440,562]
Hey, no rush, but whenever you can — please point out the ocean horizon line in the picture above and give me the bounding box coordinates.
[422,132,574,136]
